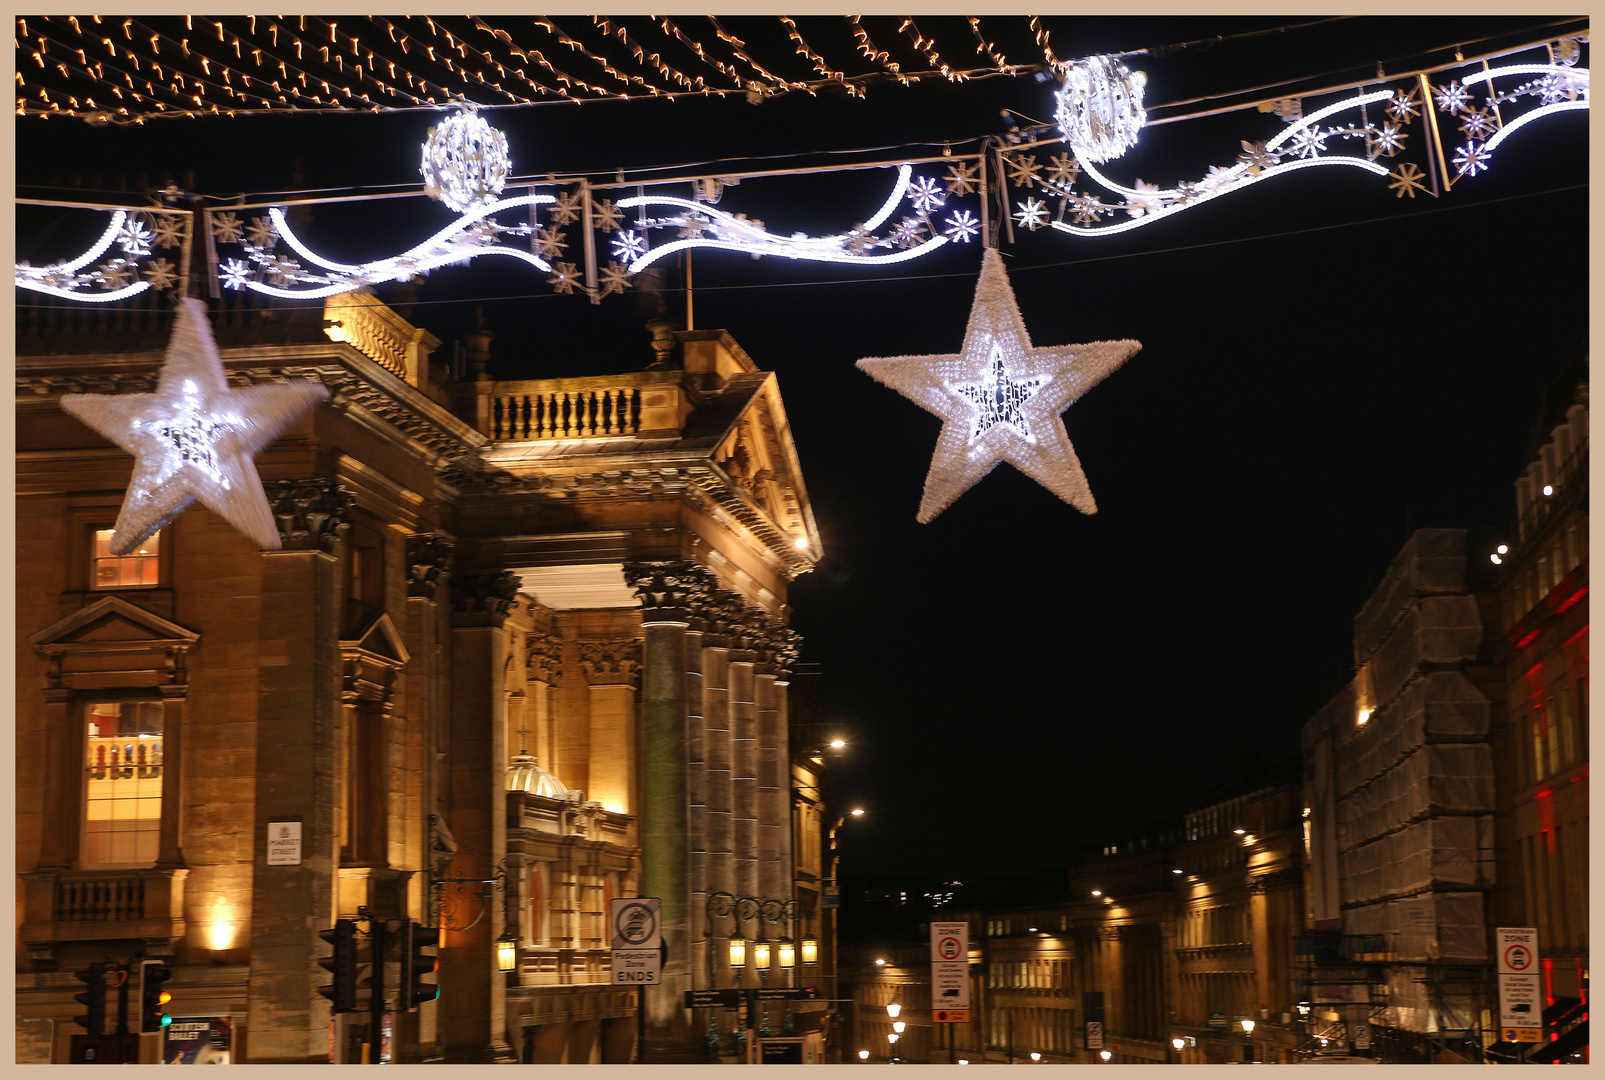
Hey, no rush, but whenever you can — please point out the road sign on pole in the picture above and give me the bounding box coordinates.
[610,898,663,985]
[1495,926,1541,1043]
[930,922,970,1013]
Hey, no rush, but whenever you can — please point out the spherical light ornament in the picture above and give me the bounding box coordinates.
[1055,55,1147,163]
[421,106,511,213]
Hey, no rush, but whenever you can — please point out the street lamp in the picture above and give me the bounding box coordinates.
[728,934,747,969]
[801,934,819,965]
[495,931,518,972]
[859,1050,870,1061]
[777,940,796,969]
[1030,1052,1041,1062]
[892,1022,905,1034]
[1099,1050,1113,1062]
[1241,1019,1255,1036]
[887,1003,901,1018]
[1171,1038,1185,1051]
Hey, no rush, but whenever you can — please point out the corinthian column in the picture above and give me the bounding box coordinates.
[623,560,709,1061]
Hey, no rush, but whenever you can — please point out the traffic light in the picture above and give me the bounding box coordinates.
[317,919,359,1013]
[398,919,441,1010]
[72,961,111,1034]
[137,959,173,1033]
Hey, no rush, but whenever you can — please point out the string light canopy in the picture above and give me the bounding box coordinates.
[14,27,1587,304]
[59,297,330,553]
[857,247,1140,523]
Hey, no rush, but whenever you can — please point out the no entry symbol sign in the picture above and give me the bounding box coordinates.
[937,936,963,961]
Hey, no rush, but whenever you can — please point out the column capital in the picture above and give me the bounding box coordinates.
[623,560,715,624]
[524,631,562,684]
[450,569,521,629]
[263,477,352,553]
[406,532,455,602]
[578,638,642,687]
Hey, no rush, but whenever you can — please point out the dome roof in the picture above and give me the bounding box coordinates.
[505,754,576,800]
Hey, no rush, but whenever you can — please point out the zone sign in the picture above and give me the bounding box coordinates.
[1496,927,1538,975]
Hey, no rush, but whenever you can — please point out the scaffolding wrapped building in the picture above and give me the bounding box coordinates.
[1301,529,1497,1054]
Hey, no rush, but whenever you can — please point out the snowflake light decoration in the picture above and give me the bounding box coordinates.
[944,161,980,196]
[856,247,1140,522]
[15,210,155,302]
[909,175,947,213]
[1453,143,1492,175]
[612,230,648,263]
[420,105,512,214]
[60,297,330,553]
[1387,162,1429,198]
[1014,198,1048,230]
[943,210,980,243]
[211,212,244,245]
[152,214,185,249]
[1055,54,1148,163]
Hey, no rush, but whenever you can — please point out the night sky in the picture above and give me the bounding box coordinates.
[17,17,1589,884]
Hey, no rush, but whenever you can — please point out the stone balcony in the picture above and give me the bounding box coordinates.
[20,867,188,960]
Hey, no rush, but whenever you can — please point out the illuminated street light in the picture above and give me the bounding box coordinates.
[729,935,747,969]
[874,958,887,967]
[850,808,865,816]
[1099,1050,1113,1062]
[888,1033,900,1045]
[753,941,771,970]
[1030,1052,1042,1062]
[893,1021,905,1034]
[859,1050,870,1061]
[830,739,846,749]
[1172,1038,1186,1051]
[1242,1019,1256,1036]
[887,1003,902,1018]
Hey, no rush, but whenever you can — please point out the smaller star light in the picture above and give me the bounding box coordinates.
[421,105,512,214]
[611,230,648,263]
[1433,80,1473,114]
[857,247,1140,522]
[1453,143,1492,176]
[60,297,330,553]
[211,212,245,245]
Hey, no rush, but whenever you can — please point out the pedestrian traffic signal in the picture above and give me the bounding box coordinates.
[317,919,359,1013]
[398,919,441,1010]
[137,959,173,1033]
[72,961,111,1034]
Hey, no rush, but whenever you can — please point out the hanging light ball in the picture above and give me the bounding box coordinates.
[1054,55,1147,163]
[420,105,511,213]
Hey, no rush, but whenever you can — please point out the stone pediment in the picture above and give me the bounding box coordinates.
[706,376,819,556]
[340,611,410,666]
[29,595,200,651]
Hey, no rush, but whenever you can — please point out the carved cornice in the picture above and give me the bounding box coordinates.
[687,465,814,579]
[263,477,353,553]
[524,632,562,684]
[578,639,642,687]
[406,533,454,601]
[450,569,521,628]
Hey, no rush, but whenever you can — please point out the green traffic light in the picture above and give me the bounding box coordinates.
[160,1015,173,1028]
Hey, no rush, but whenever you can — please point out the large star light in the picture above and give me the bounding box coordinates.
[61,297,329,553]
[857,247,1140,522]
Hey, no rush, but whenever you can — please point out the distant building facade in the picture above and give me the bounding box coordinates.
[1485,379,1588,1063]
[14,292,830,1063]
[840,764,1304,1065]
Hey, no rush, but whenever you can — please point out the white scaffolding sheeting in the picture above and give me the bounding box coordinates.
[1332,671,1491,798]
[1352,529,1469,667]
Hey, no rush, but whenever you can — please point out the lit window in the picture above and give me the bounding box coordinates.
[83,702,165,867]
[93,529,160,588]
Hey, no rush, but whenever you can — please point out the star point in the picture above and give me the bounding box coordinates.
[857,248,1140,523]
[60,298,330,553]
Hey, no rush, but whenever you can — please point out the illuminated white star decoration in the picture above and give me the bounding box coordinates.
[59,298,330,553]
[857,248,1140,522]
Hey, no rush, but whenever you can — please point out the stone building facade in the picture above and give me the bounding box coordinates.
[14,291,827,1063]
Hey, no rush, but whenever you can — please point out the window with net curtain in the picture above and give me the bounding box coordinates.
[83,701,164,867]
